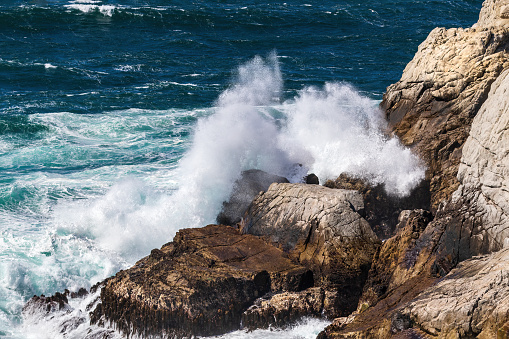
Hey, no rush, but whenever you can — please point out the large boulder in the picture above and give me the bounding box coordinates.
[382,4,509,211]
[217,169,289,226]
[241,183,380,316]
[90,224,313,338]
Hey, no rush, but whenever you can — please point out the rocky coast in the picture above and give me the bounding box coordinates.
[23,0,509,338]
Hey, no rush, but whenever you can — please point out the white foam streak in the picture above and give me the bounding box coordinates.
[65,4,118,16]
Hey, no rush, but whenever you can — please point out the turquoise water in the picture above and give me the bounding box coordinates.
[0,1,481,337]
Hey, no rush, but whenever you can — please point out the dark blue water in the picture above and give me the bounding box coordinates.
[1,0,480,114]
[0,1,482,338]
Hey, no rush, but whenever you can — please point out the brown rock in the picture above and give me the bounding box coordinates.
[382,20,509,211]
[90,224,313,338]
[241,287,327,330]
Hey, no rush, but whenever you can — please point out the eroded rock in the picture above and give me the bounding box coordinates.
[91,224,313,338]
[241,287,327,330]
[382,10,509,211]
[324,174,430,239]
[403,247,509,338]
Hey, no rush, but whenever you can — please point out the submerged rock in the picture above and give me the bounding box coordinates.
[217,169,289,226]
[90,224,313,338]
[241,183,380,317]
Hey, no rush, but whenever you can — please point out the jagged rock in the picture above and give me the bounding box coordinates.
[402,247,509,338]
[241,183,380,316]
[422,67,509,276]
[475,0,509,27]
[241,287,327,329]
[91,224,313,338]
[22,289,115,339]
[359,209,433,308]
[382,5,509,211]
[318,210,436,338]
[217,169,289,226]
[23,292,70,314]
[324,174,430,239]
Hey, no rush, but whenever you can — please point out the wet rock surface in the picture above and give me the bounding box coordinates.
[241,287,327,330]
[217,169,289,226]
[90,224,313,338]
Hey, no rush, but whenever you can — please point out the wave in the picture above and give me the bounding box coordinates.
[47,54,424,265]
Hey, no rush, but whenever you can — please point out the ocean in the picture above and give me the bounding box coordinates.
[0,1,481,338]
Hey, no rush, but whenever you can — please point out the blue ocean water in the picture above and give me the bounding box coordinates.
[0,1,481,338]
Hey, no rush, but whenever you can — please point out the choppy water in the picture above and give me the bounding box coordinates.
[1,0,481,338]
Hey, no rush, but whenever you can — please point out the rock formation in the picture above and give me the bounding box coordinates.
[400,247,509,338]
[216,169,289,226]
[89,224,313,338]
[381,1,509,211]
[241,183,380,316]
[320,0,509,337]
[324,174,430,239]
[242,287,327,330]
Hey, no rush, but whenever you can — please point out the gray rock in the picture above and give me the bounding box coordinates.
[241,183,380,316]
[403,247,509,338]
[217,169,289,226]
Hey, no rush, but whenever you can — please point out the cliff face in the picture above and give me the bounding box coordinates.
[381,3,509,211]
[321,0,509,337]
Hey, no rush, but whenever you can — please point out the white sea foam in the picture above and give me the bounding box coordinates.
[212,317,330,339]
[50,54,424,264]
[65,4,118,16]
[279,82,424,195]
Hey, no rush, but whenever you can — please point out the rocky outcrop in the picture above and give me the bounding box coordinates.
[90,224,313,338]
[359,209,433,308]
[217,169,289,226]
[422,66,509,276]
[401,247,509,338]
[241,183,380,316]
[241,287,328,330]
[320,1,509,337]
[325,174,430,239]
[382,3,509,210]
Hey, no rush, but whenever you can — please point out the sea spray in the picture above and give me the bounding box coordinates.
[53,54,425,263]
[279,82,425,196]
